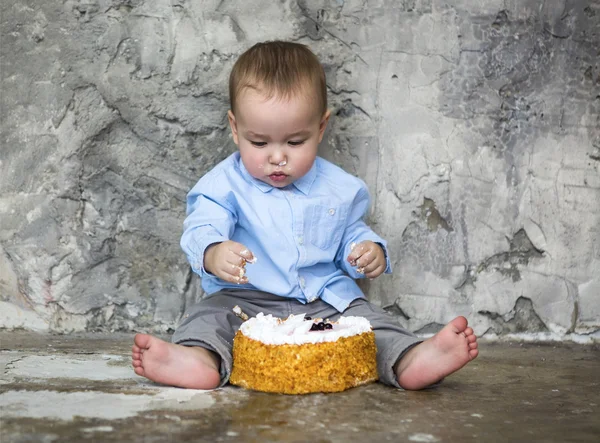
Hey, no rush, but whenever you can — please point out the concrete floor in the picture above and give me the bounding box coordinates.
[0,332,598,443]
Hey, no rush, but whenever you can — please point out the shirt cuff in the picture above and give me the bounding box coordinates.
[189,235,228,277]
[376,241,393,274]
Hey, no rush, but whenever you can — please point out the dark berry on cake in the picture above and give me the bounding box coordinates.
[324,323,333,330]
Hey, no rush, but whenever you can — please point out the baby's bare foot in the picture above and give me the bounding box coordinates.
[395,316,478,390]
[131,334,221,390]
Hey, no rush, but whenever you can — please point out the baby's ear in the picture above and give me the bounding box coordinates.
[318,109,331,142]
[228,110,239,145]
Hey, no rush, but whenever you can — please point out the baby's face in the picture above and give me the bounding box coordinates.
[228,87,329,188]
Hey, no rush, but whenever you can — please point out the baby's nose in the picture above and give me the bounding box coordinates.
[270,150,287,165]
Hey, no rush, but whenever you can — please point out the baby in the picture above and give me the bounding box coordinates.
[132,41,478,390]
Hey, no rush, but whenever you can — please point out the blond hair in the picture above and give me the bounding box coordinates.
[229,41,327,116]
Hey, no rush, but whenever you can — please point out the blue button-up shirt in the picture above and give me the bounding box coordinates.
[180,152,391,312]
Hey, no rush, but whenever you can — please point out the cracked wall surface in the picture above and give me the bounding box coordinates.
[1,0,598,337]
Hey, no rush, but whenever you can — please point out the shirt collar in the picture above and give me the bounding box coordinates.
[236,153,317,195]
[292,160,317,195]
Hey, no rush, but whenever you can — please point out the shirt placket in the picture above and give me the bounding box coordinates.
[283,188,308,302]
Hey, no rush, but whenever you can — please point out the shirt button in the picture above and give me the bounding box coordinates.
[298,236,304,245]
[329,208,335,215]
[299,277,305,288]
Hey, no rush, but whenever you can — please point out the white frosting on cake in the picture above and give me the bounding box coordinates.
[238,313,372,345]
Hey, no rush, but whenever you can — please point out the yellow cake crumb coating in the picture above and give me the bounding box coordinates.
[230,330,378,394]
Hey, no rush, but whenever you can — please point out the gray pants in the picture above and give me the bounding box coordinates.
[172,289,422,388]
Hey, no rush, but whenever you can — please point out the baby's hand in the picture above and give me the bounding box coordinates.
[204,241,256,284]
[347,241,386,279]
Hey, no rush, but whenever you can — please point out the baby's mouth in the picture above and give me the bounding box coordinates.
[269,172,288,182]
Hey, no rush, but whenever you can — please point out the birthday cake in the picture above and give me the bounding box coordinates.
[229,312,378,394]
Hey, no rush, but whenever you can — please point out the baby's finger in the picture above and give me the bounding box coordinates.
[226,252,247,268]
[229,242,256,263]
[220,265,249,285]
[347,243,367,264]
[361,257,380,275]
[226,262,247,277]
[365,264,386,279]
[354,249,375,268]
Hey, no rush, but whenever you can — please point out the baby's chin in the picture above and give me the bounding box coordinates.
[269,178,294,187]
[260,176,295,187]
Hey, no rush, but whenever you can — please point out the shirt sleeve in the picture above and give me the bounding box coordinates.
[335,183,392,278]
[180,171,237,277]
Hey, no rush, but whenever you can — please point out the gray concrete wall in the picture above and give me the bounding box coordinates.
[1,0,598,337]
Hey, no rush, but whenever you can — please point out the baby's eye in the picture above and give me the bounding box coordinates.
[288,140,305,146]
[250,141,267,147]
